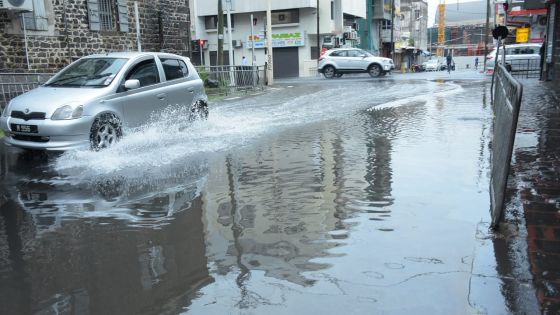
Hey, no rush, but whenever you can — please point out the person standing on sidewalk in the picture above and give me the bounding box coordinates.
[474,56,479,70]
[446,53,453,73]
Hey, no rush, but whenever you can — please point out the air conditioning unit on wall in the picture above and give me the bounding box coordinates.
[0,0,33,12]
[233,40,242,48]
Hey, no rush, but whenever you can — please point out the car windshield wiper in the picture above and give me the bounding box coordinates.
[45,73,113,87]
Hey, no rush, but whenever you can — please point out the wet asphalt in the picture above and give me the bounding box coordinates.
[0,70,542,314]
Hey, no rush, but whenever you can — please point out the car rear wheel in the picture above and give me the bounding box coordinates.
[323,66,336,79]
[90,113,122,151]
[368,64,382,77]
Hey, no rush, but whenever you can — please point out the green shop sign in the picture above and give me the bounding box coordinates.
[247,32,305,48]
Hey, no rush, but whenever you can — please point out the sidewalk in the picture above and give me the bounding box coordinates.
[506,79,560,314]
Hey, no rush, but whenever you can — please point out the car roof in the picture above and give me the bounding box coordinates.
[83,52,188,59]
[329,48,361,51]
[505,43,541,47]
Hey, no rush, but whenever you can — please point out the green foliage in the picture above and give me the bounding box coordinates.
[197,67,209,82]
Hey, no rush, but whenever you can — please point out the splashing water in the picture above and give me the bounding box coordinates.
[54,80,463,179]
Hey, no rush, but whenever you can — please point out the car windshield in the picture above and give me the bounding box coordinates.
[45,58,128,88]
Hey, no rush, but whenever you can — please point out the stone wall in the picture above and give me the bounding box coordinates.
[554,0,560,81]
[0,0,191,73]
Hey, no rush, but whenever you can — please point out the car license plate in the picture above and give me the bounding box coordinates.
[11,124,38,133]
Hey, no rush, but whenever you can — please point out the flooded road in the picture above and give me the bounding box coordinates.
[0,74,538,314]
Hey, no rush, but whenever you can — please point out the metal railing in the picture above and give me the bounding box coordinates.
[0,66,267,109]
[504,58,541,79]
[195,65,265,96]
[490,63,524,227]
[0,73,53,109]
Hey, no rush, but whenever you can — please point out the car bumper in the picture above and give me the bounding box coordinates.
[383,64,394,71]
[0,116,93,151]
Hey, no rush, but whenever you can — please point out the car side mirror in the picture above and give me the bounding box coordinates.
[124,79,140,90]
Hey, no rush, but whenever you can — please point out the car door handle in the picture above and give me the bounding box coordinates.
[156,93,167,100]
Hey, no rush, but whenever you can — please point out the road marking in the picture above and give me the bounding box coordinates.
[224,96,241,101]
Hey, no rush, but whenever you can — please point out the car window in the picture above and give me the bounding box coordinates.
[329,50,347,57]
[520,47,537,54]
[357,49,372,57]
[160,58,189,81]
[347,50,362,57]
[125,58,160,87]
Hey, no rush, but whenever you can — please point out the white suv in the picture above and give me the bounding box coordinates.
[318,48,395,78]
[486,43,542,74]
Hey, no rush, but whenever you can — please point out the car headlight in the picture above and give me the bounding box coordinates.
[52,105,83,120]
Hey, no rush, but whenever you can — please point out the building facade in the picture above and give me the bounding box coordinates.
[0,0,191,73]
[190,0,366,78]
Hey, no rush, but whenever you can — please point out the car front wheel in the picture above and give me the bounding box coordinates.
[90,113,122,151]
[368,64,382,77]
[191,100,209,121]
[323,66,336,79]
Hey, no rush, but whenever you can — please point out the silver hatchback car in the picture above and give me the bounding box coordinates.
[0,52,208,151]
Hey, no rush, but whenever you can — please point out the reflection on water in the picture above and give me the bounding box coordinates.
[0,79,522,314]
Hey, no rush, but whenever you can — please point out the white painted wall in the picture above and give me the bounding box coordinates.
[197,0,315,16]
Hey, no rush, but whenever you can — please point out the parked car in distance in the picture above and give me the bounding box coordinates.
[318,48,394,78]
[423,58,444,71]
[1,52,208,151]
[486,43,542,74]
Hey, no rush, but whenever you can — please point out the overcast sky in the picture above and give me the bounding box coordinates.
[425,0,487,27]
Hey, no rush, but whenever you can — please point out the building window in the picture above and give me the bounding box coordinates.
[22,0,48,31]
[87,0,129,32]
[272,9,299,25]
[205,15,235,30]
[382,20,392,30]
[414,10,420,20]
[99,0,115,31]
[331,1,334,20]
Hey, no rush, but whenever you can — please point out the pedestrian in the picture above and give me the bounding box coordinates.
[241,56,248,66]
[446,53,453,73]
[474,56,479,70]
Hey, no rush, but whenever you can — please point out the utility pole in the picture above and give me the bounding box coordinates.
[266,0,273,85]
[483,0,490,71]
[317,0,320,64]
[367,0,373,52]
[218,0,224,66]
[226,0,234,66]
[390,0,395,59]
[134,2,141,52]
[250,14,255,66]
